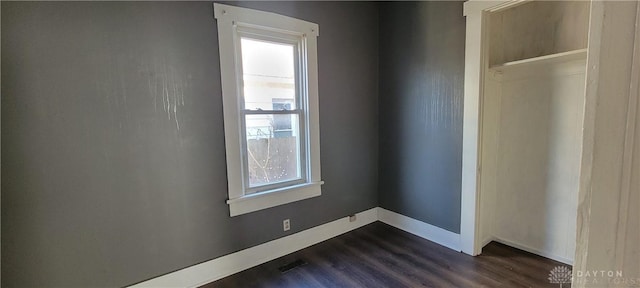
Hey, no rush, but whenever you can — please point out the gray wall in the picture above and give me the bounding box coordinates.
[1,1,379,286]
[378,1,465,233]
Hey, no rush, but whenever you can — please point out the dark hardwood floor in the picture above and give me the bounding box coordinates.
[204,222,571,288]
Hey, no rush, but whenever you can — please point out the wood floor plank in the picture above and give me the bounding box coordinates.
[204,222,572,288]
[353,227,494,287]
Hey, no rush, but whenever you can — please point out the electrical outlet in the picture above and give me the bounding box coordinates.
[283,219,290,231]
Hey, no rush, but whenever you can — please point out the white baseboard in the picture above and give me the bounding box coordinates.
[130,207,463,287]
[130,207,576,287]
[480,236,494,248]
[376,208,461,252]
[492,237,574,265]
[129,207,378,288]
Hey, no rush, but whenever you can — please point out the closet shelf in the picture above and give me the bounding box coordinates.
[489,49,588,73]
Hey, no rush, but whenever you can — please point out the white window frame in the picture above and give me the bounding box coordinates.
[214,3,323,217]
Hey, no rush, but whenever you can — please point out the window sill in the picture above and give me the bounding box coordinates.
[227,181,324,217]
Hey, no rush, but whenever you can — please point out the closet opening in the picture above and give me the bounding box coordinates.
[470,0,591,265]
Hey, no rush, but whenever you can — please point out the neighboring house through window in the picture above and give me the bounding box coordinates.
[272,99,294,138]
[214,3,323,216]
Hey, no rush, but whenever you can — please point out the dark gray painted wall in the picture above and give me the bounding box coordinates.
[378,1,465,233]
[1,1,379,286]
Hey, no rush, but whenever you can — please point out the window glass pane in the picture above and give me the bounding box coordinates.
[241,38,296,110]
[245,114,301,189]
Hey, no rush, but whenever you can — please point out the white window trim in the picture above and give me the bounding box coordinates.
[214,3,323,217]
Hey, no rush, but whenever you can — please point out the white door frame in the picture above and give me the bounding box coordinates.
[460,0,529,256]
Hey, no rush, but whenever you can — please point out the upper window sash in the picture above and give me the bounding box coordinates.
[235,32,304,113]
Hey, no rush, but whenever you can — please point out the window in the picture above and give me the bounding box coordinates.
[214,3,323,216]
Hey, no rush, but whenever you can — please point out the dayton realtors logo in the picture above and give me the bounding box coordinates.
[549,266,572,287]
[574,270,639,286]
